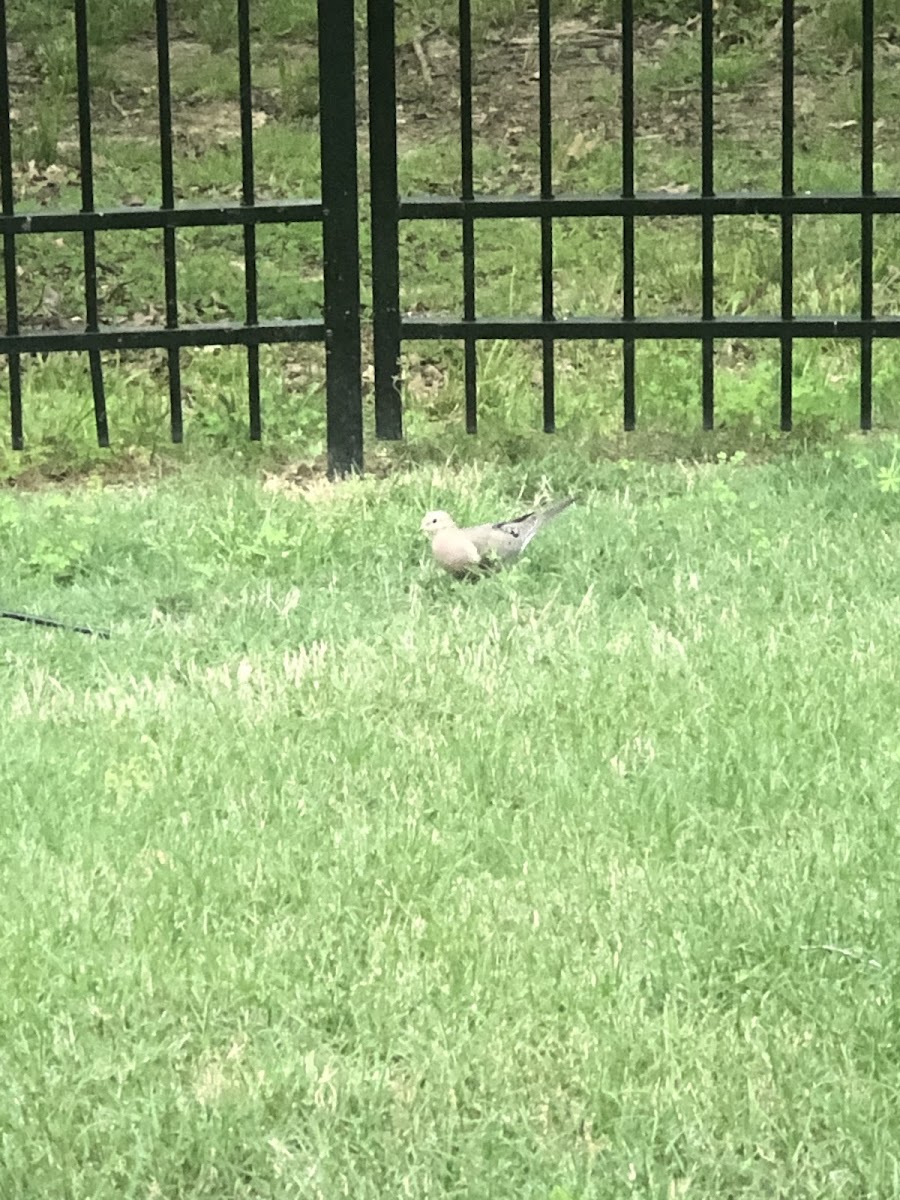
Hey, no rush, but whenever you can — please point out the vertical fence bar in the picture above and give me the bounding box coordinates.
[0,0,22,449]
[73,0,109,446]
[237,0,261,440]
[538,0,555,433]
[700,0,715,430]
[318,0,363,474]
[780,0,794,431]
[155,0,182,442]
[459,0,477,433]
[621,0,635,431]
[368,0,402,439]
[860,0,874,430]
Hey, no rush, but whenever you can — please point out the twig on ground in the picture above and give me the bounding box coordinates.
[412,35,433,86]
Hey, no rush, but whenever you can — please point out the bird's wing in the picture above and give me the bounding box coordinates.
[465,497,575,559]
[464,519,530,560]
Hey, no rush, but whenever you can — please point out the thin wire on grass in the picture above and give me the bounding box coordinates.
[0,609,111,638]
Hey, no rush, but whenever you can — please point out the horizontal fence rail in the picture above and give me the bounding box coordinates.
[399,316,900,341]
[395,193,900,219]
[0,201,324,234]
[368,0,898,440]
[0,0,362,474]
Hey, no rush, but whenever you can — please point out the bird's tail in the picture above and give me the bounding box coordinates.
[512,496,575,549]
[539,496,575,523]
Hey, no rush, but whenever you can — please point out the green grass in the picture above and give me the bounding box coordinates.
[3,443,900,1196]
[4,5,900,1192]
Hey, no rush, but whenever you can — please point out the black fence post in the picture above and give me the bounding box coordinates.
[73,0,109,447]
[237,0,262,442]
[537,0,555,433]
[0,0,22,450]
[860,0,875,430]
[154,0,183,443]
[318,0,363,476]
[621,0,636,431]
[699,0,715,431]
[459,0,477,434]
[368,0,402,440]
[780,0,794,432]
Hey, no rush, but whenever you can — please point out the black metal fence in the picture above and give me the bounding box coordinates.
[0,0,361,474]
[368,0,900,444]
[2,1,899,474]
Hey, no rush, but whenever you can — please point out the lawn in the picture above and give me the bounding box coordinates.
[3,443,900,1198]
[3,2,900,1193]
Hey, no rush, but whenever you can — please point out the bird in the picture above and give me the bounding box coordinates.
[420,497,574,577]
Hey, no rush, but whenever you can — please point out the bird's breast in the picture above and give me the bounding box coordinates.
[432,530,482,573]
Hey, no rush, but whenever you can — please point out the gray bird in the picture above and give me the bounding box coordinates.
[420,497,574,577]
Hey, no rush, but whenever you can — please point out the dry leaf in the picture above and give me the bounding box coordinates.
[565,130,598,162]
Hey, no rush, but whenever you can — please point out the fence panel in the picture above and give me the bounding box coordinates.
[4,2,899,473]
[367,0,900,438]
[0,0,362,475]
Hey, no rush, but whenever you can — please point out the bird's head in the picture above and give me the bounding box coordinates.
[420,510,457,538]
